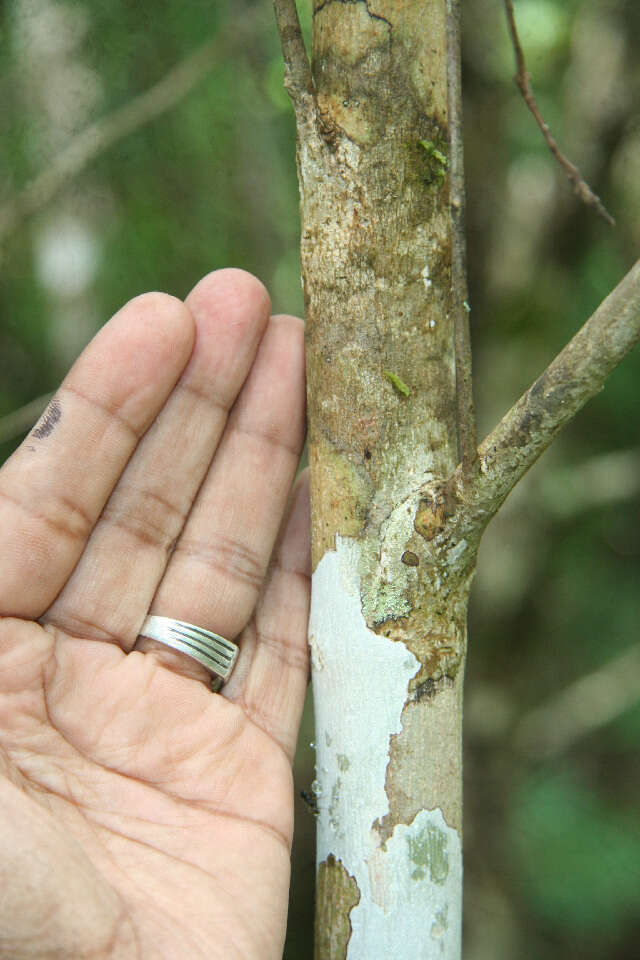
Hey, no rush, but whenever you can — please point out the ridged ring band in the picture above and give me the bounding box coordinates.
[137,615,239,692]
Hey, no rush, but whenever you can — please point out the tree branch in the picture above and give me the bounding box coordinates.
[503,0,615,227]
[0,11,264,245]
[446,0,478,479]
[513,643,640,760]
[454,259,640,530]
[272,0,313,108]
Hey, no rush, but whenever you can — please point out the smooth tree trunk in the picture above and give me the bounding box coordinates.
[273,2,640,958]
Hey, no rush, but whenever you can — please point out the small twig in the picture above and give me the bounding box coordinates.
[272,0,313,107]
[0,392,53,446]
[0,10,265,245]
[503,0,615,227]
[453,258,640,533]
[513,643,640,759]
[446,0,478,478]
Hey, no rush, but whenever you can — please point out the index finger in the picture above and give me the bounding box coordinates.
[0,293,195,619]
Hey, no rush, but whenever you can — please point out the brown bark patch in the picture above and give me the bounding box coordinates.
[315,855,361,960]
[401,550,420,566]
[314,1,391,66]
[375,680,464,842]
[414,483,458,541]
[414,496,447,541]
[377,616,465,685]
[309,433,369,568]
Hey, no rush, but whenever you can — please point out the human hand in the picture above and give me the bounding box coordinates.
[0,270,309,959]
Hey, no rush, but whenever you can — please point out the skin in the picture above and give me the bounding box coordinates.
[0,269,310,960]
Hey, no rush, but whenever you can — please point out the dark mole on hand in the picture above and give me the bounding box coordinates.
[32,398,62,440]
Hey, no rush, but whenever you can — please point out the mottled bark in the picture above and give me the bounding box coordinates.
[273,2,640,958]
[284,2,471,956]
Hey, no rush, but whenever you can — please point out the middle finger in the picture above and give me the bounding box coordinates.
[145,311,306,652]
[44,269,271,645]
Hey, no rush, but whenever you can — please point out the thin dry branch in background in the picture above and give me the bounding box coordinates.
[513,643,640,759]
[536,446,640,518]
[503,0,615,226]
[0,393,53,445]
[0,9,265,246]
[468,642,640,758]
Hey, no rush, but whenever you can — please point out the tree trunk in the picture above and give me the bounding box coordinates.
[273,1,640,957]
[297,2,471,957]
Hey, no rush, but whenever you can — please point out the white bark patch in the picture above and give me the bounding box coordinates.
[310,537,462,958]
[421,263,433,292]
[310,536,418,837]
[363,809,462,958]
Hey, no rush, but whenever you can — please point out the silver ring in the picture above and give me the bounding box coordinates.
[137,615,239,692]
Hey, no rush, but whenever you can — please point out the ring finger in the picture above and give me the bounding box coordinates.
[138,312,306,681]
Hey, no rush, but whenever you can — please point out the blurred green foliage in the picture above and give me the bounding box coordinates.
[1,0,639,957]
[513,770,640,938]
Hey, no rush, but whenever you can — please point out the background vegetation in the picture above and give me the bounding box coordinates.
[1,1,638,956]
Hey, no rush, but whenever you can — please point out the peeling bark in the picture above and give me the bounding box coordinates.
[272,1,640,957]
[288,3,470,957]
[309,537,464,959]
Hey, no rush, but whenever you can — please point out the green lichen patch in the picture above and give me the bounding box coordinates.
[408,823,450,885]
[417,138,448,186]
[431,906,449,939]
[418,138,448,166]
[329,777,342,831]
[368,579,413,627]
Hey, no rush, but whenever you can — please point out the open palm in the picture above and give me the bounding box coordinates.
[0,270,310,960]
